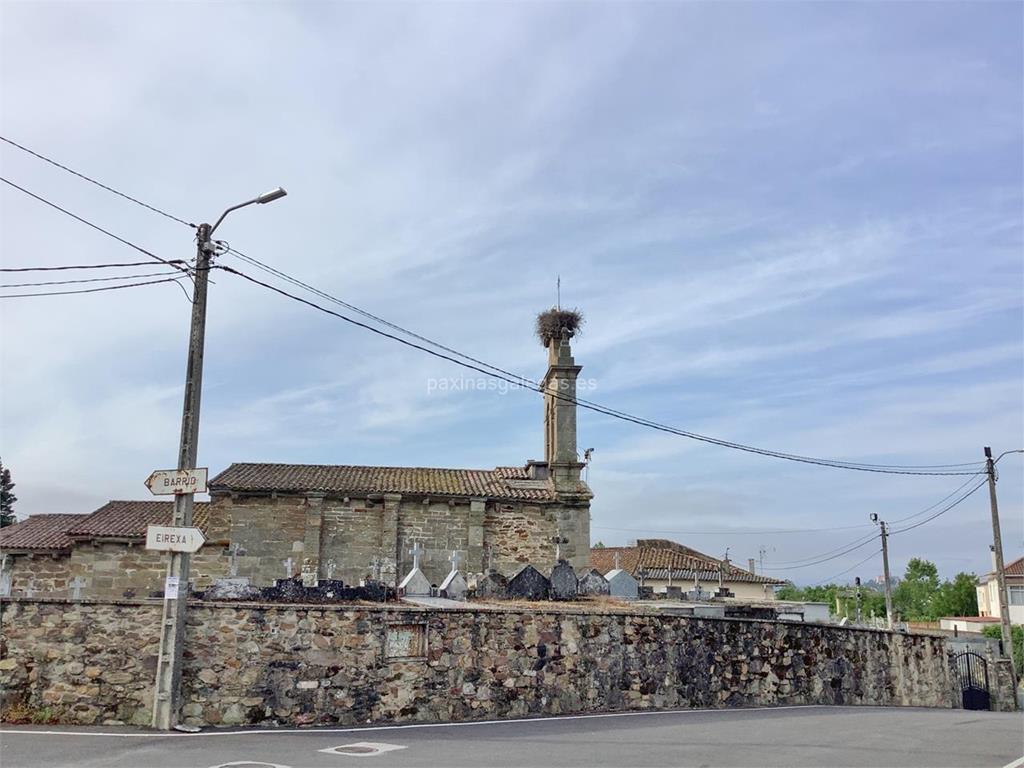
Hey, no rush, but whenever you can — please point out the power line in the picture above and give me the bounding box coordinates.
[1,260,188,273]
[215,262,984,477]
[0,177,191,276]
[0,276,187,299]
[812,549,882,586]
[890,479,988,535]
[1,270,183,289]
[591,522,875,536]
[0,136,196,229]
[765,478,987,571]
[765,531,880,568]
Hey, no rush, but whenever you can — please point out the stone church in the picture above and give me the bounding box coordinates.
[0,325,593,596]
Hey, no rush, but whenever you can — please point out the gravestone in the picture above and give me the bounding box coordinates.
[578,569,610,596]
[475,571,509,599]
[398,541,431,596]
[439,550,468,600]
[206,577,259,600]
[605,568,638,600]
[509,565,550,601]
[440,571,468,600]
[549,560,578,601]
[665,585,683,600]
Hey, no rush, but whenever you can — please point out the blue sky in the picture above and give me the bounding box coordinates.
[1,2,1021,584]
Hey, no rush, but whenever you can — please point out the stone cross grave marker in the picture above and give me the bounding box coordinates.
[227,543,244,578]
[283,557,294,579]
[551,535,569,562]
[409,541,424,571]
[370,556,384,582]
[449,549,462,573]
[69,576,86,600]
[325,558,337,581]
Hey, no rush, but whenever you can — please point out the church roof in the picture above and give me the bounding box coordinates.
[590,539,785,585]
[65,500,212,540]
[210,462,569,503]
[0,513,84,552]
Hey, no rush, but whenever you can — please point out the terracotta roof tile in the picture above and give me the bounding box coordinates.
[590,539,785,585]
[0,514,85,551]
[65,500,211,540]
[1005,556,1023,577]
[209,463,580,503]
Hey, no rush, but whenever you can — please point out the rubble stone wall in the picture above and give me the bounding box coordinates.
[1,597,979,728]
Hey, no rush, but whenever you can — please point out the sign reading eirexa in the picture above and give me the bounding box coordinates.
[145,525,206,553]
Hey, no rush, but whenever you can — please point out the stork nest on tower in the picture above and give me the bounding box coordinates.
[535,307,584,347]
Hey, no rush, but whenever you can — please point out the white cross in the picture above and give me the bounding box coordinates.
[370,556,384,580]
[325,558,336,580]
[228,543,244,577]
[70,576,86,600]
[449,550,462,573]
[283,557,294,578]
[613,551,621,570]
[551,535,568,561]
[409,542,424,571]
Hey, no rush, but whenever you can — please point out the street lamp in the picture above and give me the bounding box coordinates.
[152,187,287,731]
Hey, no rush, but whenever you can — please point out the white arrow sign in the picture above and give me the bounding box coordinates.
[145,468,208,495]
[146,525,206,553]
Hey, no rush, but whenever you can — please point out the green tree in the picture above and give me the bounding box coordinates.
[0,457,15,527]
[893,558,941,620]
[932,572,979,618]
[983,624,1024,677]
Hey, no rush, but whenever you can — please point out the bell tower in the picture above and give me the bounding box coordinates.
[542,327,585,493]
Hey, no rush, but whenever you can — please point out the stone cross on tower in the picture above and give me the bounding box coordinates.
[69,576,87,600]
[409,541,424,572]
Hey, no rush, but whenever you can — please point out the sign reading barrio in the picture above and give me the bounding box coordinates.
[144,467,208,495]
[146,525,206,553]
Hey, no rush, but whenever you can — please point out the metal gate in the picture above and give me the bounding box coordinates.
[954,650,990,711]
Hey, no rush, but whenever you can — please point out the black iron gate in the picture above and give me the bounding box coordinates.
[954,650,990,711]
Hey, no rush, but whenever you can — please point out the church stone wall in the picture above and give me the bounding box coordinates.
[2,597,982,728]
[2,555,72,597]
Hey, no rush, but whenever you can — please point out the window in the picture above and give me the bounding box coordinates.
[1009,585,1024,606]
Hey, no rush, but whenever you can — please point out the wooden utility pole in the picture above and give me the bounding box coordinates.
[152,224,212,730]
[984,446,1017,690]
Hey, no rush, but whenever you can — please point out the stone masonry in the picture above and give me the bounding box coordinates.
[2,597,1006,728]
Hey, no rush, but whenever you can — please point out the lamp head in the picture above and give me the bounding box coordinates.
[256,187,288,204]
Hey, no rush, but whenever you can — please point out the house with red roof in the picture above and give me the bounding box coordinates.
[977,552,1024,625]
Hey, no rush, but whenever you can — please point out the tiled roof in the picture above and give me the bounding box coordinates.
[0,514,85,551]
[209,463,576,503]
[590,539,785,585]
[1005,556,1024,577]
[65,500,211,539]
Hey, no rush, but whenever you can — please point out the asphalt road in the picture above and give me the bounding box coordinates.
[1,706,1022,768]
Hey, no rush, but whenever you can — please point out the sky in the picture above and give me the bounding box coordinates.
[1,1,1021,585]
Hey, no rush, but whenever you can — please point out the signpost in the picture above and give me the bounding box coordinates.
[146,525,206,553]
[145,468,208,496]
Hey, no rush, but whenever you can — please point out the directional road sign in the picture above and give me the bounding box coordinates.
[146,525,206,553]
[145,468,208,495]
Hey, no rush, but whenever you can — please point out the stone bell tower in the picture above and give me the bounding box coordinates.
[542,327,586,494]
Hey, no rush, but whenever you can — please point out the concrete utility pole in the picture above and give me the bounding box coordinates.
[151,188,286,731]
[872,514,894,630]
[984,446,1017,689]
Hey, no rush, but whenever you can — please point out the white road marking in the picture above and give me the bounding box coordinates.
[1001,756,1024,768]
[319,742,408,757]
[0,704,959,739]
[207,762,291,768]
